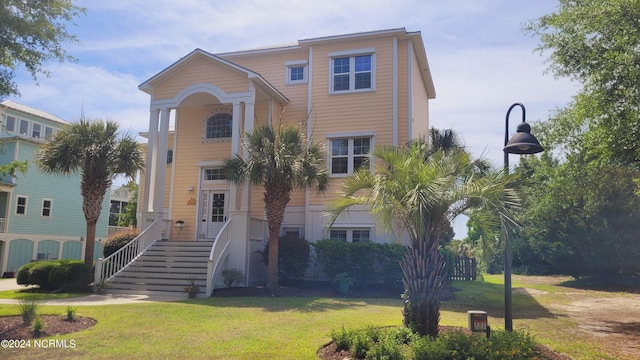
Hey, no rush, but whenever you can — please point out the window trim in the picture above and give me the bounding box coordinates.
[41,198,53,218]
[285,60,308,85]
[16,195,28,215]
[328,227,372,243]
[328,48,376,94]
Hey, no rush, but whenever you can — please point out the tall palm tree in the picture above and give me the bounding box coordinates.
[330,136,519,336]
[37,119,144,266]
[222,124,328,291]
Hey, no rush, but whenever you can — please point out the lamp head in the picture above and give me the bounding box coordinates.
[503,122,544,155]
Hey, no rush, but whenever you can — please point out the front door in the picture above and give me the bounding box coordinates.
[200,190,228,240]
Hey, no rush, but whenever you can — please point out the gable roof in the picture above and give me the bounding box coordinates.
[138,49,289,103]
[0,100,69,125]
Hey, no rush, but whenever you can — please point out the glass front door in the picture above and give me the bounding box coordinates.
[200,190,228,240]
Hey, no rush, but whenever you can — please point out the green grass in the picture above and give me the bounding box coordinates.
[0,276,624,359]
[0,288,87,300]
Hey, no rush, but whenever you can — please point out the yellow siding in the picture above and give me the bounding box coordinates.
[411,46,430,138]
[396,40,410,145]
[154,57,249,100]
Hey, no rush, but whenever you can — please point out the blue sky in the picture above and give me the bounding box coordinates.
[6,0,577,238]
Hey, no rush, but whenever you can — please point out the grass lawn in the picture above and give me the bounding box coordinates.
[1,275,629,359]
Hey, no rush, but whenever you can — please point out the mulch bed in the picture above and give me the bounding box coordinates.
[0,315,96,340]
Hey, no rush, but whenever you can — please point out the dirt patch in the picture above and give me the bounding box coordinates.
[0,315,96,340]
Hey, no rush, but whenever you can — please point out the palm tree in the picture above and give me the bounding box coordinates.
[222,124,328,291]
[330,134,519,336]
[37,119,144,266]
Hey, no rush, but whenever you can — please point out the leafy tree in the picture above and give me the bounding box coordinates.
[329,136,519,336]
[117,181,138,227]
[222,124,328,291]
[0,1,84,97]
[525,0,640,165]
[37,119,144,266]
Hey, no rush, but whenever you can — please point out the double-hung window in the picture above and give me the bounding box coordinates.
[19,119,29,136]
[329,228,371,243]
[42,199,52,217]
[329,49,375,93]
[16,196,27,215]
[5,116,15,132]
[32,123,41,139]
[330,136,372,175]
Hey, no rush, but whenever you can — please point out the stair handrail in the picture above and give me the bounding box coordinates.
[94,218,161,285]
[205,219,232,297]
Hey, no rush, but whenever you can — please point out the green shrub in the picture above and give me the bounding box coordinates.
[263,235,310,281]
[48,260,92,291]
[32,317,45,337]
[103,229,140,257]
[314,239,407,284]
[19,299,39,325]
[16,262,40,285]
[330,326,353,351]
[221,268,244,288]
[28,261,59,290]
[65,306,77,322]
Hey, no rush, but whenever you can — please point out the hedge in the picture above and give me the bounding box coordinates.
[16,260,93,291]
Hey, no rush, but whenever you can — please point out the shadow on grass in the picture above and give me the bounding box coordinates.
[442,280,556,320]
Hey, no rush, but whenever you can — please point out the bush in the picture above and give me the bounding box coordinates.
[103,229,140,258]
[221,268,244,288]
[48,261,93,291]
[263,235,311,281]
[314,239,407,285]
[28,261,59,290]
[19,299,39,325]
[16,262,40,285]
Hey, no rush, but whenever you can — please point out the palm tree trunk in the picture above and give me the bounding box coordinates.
[401,239,445,337]
[84,221,97,266]
[264,182,291,291]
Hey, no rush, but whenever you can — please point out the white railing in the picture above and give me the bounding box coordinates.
[94,218,162,284]
[205,219,232,297]
[0,218,6,233]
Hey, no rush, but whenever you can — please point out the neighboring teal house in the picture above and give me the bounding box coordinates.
[0,100,109,276]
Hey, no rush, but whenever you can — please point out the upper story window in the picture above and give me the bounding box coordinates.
[19,119,29,136]
[329,49,375,94]
[16,195,27,215]
[41,198,52,217]
[32,123,41,139]
[204,112,232,141]
[44,126,54,140]
[203,168,227,181]
[286,60,308,85]
[5,116,15,132]
[330,137,372,175]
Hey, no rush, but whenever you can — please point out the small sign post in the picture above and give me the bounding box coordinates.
[468,310,490,338]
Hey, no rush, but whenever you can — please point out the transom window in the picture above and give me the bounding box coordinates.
[203,168,227,181]
[329,228,371,243]
[330,51,374,93]
[330,137,371,175]
[205,113,232,139]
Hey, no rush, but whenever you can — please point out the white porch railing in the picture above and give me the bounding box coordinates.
[94,218,162,284]
[205,219,232,297]
[0,218,6,233]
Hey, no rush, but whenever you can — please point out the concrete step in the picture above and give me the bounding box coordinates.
[111,277,206,287]
[144,250,209,257]
[123,266,207,274]
[107,282,204,293]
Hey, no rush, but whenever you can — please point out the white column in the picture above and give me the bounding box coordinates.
[231,101,241,156]
[152,108,171,213]
[143,109,159,212]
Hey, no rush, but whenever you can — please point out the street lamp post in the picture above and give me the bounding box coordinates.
[502,102,544,332]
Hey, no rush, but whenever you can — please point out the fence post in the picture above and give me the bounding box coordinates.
[94,258,103,284]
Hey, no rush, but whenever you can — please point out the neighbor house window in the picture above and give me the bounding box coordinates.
[329,228,371,242]
[329,50,375,93]
[5,116,15,132]
[330,137,371,175]
[41,199,52,217]
[16,196,27,215]
[286,60,308,84]
[205,113,232,139]
[44,126,54,140]
[19,119,29,135]
[32,123,41,139]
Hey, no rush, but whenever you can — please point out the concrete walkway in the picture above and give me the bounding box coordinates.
[0,278,184,306]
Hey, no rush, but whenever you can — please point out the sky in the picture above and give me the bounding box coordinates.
[6,0,578,238]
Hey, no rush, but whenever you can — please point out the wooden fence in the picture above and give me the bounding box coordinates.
[448,256,477,281]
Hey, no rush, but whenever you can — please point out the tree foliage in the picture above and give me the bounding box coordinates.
[37,119,144,265]
[0,0,84,97]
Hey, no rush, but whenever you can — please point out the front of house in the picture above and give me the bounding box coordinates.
[132,28,435,292]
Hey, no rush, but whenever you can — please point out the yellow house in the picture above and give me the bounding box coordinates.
[99,28,435,297]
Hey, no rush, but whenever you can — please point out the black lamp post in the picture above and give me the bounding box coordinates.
[502,102,543,332]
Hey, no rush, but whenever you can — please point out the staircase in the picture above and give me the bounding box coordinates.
[107,241,214,298]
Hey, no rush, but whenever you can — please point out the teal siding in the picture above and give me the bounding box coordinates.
[36,240,60,260]
[7,239,33,271]
[61,241,82,260]
[93,242,103,261]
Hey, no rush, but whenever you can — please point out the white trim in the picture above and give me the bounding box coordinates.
[328,48,376,57]
[327,131,375,139]
[327,136,374,177]
[285,60,308,66]
[15,195,27,216]
[286,63,308,85]
[41,198,53,218]
[392,36,398,146]
[408,41,414,141]
[198,160,224,167]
